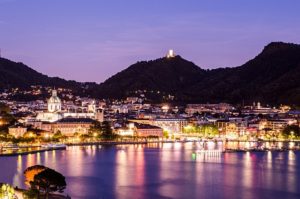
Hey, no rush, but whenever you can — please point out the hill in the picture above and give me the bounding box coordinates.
[186,42,300,104]
[96,42,300,105]
[0,58,97,96]
[94,55,205,100]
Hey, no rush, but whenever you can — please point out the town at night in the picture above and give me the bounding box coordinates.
[0,1,300,199]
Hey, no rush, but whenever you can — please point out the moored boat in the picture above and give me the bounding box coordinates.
[41,144,67,149]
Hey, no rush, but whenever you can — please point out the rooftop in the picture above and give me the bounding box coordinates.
[56,117,95,123]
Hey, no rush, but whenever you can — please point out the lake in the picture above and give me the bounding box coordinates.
[0,142,300,199]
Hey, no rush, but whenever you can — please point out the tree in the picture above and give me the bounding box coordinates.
[53,131,62,139]
[24,165,47,186]
[23,131,37,139]
[80,133,93,142]
[200,124,219,138]
[23,189,39,199]
[73,132,80,137]
[262,127,273,140]
[52,131,65,142]
[183,124,198,134]
[282,125,300,139]
[0,111,16,134]
[101,121,115,140]
[0,103,10,114]
[163,130,169,139]
[89,121,102,135]
[0,183,16,199]
[31,168,67,199]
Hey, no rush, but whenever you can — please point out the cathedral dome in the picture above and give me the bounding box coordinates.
[48,90,61,104]
[47,90,62,113]
[48,95,61,104]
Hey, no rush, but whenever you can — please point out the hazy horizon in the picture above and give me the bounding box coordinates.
[1,0,300,82]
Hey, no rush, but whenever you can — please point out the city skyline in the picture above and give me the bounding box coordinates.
[1,0,300,82]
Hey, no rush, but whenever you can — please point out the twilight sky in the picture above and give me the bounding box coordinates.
[0,0,300,83]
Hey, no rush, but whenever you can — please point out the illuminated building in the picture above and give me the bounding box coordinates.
[135,123,163,137]
[36,89,103,123]
[36,90,63,122]
[166,49,175,58]
[116,128,134,136]
[116,123,163,137]
[129,118,187,135]
[258,119,291,137]
[152,119,187,135]
[242,102,279,115]
[51,118,93,136]
[185,103,233,115]
[8,126,27,138]
[116,123,135,136]
[34,118,94,136]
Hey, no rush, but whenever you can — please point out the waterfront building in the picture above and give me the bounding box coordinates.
[152,118,187,134]
[258,119,291,137]
[135,123,163,137]
[116,123,163,137]
[51,118,93,136]
[35,118,94,136]
[116,123,135,136]
[8,126,27,138]
[129,118,187,134]
[216,120,244,139]
[116,127,134,136]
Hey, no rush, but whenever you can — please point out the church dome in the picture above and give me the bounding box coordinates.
[48,95,61,104]
[47,90,62,113]
[48,90,61,104]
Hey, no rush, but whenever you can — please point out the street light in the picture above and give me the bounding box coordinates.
[290,131,295,141]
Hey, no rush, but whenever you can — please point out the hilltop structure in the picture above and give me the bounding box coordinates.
[166,49,175,58]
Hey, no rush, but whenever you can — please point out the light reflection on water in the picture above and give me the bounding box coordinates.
[0,142,299,199]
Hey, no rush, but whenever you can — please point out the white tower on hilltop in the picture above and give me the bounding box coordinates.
[166,49,175,58]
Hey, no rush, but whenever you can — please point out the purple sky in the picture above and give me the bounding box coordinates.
[0,0,300,83]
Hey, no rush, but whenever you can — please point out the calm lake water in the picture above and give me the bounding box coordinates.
[0,142,300,199]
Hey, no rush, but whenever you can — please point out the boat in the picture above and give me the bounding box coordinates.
[3,143,19,150]
[196,149,224,156]
[41,144,67,149]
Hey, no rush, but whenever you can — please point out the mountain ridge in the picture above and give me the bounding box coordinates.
[1,42,300,105]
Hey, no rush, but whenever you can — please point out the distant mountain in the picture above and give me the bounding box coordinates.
[96,42,300,105]
[1,42,300,105]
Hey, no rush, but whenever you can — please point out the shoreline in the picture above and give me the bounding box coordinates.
[0,147,66,157]
[1,140,300,157]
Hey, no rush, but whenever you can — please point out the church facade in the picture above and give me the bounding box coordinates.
[36,90,103,123]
